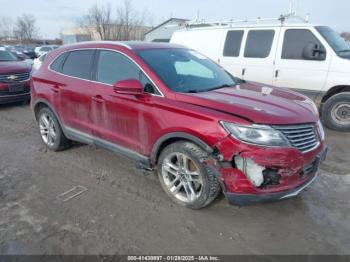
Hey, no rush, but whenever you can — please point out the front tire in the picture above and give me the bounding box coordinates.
[37,107,70,151]
[157,141,220,209]
[322,92,350,131]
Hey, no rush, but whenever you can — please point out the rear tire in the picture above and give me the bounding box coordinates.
[157,141,220,209]
[322,92,350,131]
[37,107,71,151]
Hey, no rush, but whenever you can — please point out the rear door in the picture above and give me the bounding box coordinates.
[55,49,95,134]
[273,28,331,99]
[240,28,280,85]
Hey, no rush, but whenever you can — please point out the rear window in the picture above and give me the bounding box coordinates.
[244,30,275,58]
[223,30,244,57]
[50,53,68,73]
[61,50,94,79]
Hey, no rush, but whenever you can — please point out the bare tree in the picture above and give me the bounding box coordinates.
[14,14,38,41]
[80,3,113,40]
[0,17,14,39]
[116,0,148,40]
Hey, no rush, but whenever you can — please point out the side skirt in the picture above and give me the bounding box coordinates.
[63,126,152,169]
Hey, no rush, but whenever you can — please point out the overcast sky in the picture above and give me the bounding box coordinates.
[1,0,349,39]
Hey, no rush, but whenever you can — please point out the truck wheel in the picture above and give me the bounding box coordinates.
[157,141,220,209]
[37,107,70,151]
[322,92,350,131]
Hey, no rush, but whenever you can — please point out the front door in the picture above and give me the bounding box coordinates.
[273,28,331,100]
[90,50,159,155]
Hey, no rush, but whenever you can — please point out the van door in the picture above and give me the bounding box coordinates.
[273,28,331,100]
[219,30,245,77]
[239,29,279,85]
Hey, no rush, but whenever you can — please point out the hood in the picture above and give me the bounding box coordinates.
[175,81,319,125]
[0,61,32,74]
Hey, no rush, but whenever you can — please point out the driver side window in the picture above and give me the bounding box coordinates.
[282,29,325,60]
[96,50,158,94]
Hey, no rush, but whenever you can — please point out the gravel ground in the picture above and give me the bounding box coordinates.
[0,103,349,255]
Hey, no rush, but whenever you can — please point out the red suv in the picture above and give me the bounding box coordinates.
[31,42,327,209]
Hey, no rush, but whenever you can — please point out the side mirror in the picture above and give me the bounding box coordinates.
[113,79,144,95]
[303,42,326,60]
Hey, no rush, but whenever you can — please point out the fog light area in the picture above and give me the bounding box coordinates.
[234,155,265,187]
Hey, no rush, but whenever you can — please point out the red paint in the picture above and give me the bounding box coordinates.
[31,42,326,198]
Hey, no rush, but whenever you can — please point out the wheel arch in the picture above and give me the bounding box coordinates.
[33,99,65,132]
[321,85,350,104]
[150,132,214,165]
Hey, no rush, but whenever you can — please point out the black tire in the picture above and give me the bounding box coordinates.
[37,107,71,151]
[157,141,221,209]
[322,92,350,132]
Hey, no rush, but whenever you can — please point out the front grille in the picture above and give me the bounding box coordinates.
[0,72,30,83]
[274,124,319,153]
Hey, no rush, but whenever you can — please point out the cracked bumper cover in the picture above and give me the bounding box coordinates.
[212,135,328,206]
[224,173,318,206]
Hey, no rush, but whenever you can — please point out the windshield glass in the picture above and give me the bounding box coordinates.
[316,26,350,53]
[41,47,52,51]
[0,50,18,61]
[136,48,236,93]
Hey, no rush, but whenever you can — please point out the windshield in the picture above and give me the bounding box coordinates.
[0,50,18,61]
[41,47,52,51]
[316,26,350,53]
[136,48,236,93]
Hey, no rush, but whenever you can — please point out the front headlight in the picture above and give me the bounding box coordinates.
[220,122,289,147]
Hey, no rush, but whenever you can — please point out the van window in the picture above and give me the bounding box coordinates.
[96,50,140,85]
[62,50,94,79]
[223,30,244,57]
[244,30,275,58]
[282,29,324,60]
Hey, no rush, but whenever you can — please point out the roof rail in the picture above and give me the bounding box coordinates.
[186,12,310,28]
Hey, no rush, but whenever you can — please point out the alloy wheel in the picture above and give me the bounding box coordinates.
[161,152,203,203]
[39,113,57,147]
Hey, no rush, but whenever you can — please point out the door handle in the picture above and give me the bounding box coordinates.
[275,69,279,78]
[91,95,104,103]
[242,68,246,76]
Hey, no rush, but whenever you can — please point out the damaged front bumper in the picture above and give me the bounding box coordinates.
[212,135,328,206]
[225,172,318,206]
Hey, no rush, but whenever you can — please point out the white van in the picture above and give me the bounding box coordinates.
[171,19,350,131]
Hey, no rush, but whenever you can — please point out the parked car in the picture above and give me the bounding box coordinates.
[33,53,47,71]
[0,47,32,104]
[35,45,57,57]
[31,42,327,209]
[171,20,350,131]
[14,45,37,59]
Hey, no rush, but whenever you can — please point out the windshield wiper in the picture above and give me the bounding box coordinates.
[338,50,350,53]
[205,84,234,92]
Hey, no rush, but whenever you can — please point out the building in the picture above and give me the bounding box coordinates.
[144,18,189,42]
[61,25,151,45]
[61,27,91,45]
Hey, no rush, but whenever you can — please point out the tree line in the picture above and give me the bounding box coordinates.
[78,0,151,41]
[0,14,38,42]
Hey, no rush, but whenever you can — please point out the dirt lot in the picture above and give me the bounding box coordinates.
[0,103,349,255]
